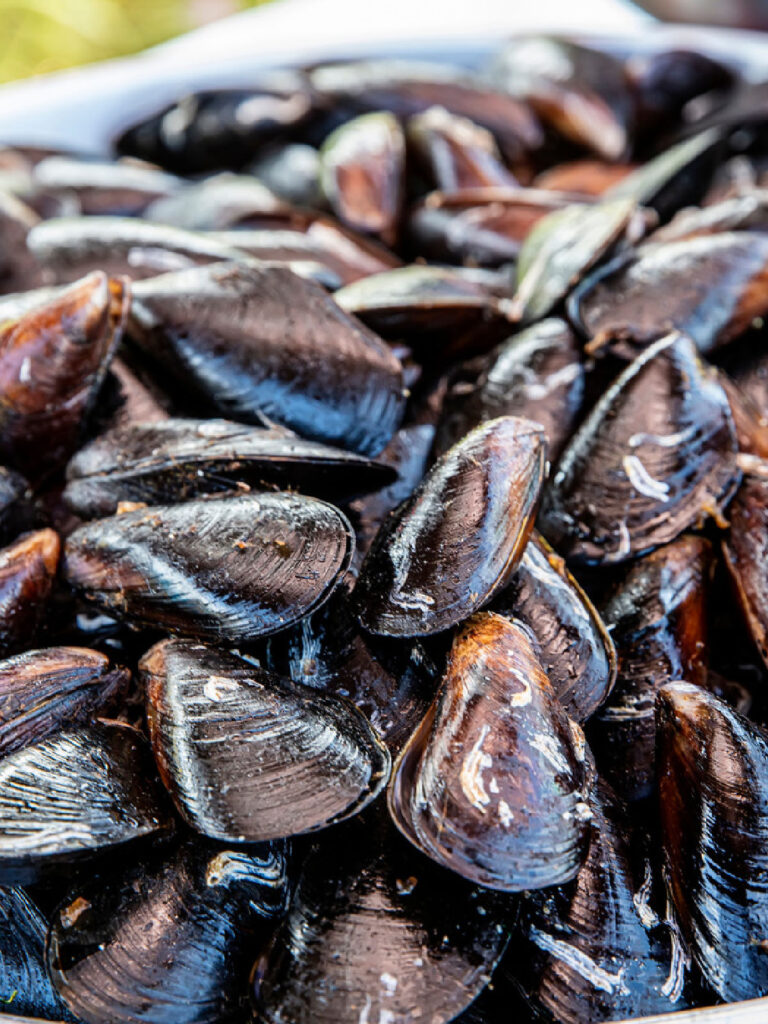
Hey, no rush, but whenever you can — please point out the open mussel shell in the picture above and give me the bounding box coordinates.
[572,232,768,358]
[0,645,129,758]
[657,681,768,1001]
[0,528,60,658]
[493,533,616,722]
[142,639,390,841]
[254,807,510,1024]
[513,779,688,1023]
[128,261,405,457]
[48,836,288,1024]
[589,535,711,803]
[0,270,130,477]
[435,317,584,461]
[539,332,739,565]
[355,416,546,637]
[0,886,76,1021]
[722,470,768,669]
[63,417,397,517]
[389,613,593,892]
[320,112,405,246]
[64,493,354,641]
[0,722,172,884]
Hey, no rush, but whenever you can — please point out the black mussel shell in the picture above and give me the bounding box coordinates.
[490,37,633,161]
[32,155,181,216]
[106,357,171,431]
[0,645,129,758]
[539,332,739,565]
[573,232,768,358]
[0,466,31,545]
[435,317,584,461]
[63,417,397,517]
[0,722,172,883]
[493,533,616,722]
[128,261,405,457]
[320,112,405,247]
[723,470,768,669]
[254,808,511,1024]
[406,105,519,192]
[589,535,711,803]
[141,639,390,841]
[250,142,323,208]
[48,837,288,1024]
[0,270,130,477]
[355,416,547,636]
[0,528,60,658]
[0,886,75,1020]
[389,613,593,892]
[657,682,768,1001]
[64,493,354,641]
[514,779,688,1022]
[512,197,639,324]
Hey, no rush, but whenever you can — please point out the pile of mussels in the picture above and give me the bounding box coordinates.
[6,33,768,1024]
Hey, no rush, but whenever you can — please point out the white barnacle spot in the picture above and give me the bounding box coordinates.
[460,723,493,812]
[617,520,631,558]
[529,926,629,995]
[489,777,500,795]
[622,454,670,502]
[379,973,398,997]
[358,995,372,1024]
[18,357,31,383]
[530,733,571,775]
[498,799,514,827]
[203,676,239,701]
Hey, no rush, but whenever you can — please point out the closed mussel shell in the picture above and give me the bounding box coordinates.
[0,466,31,545]
[539,332,739,564]
[32,155,181,217]
[255,808,510,1024]
[590,535,711,802]
[389,613,593,892]
[493,533,616,722]
[48,837,288,1024]
[722,469,768,669]
[64,417,397,517]
[64,493,354,641]
[141,639,390,841]
[0,528,60,657]
[514,779,688,1022]
[128,261,405,457]
[0,645,129,758]
[657,682,768,1001]
[0,722,172,884]
[355,416,546,636]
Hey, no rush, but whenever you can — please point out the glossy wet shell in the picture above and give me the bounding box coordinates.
[0,529,60,657]
[389,613,593,891]
[64,493,354,641]
[128,261,405,457]
[722,471,768,669]
[539,332,739,564]
[355,416,546,636]
[657,682,768,1001]
[142,639,390,841]
[48,838,288,1024]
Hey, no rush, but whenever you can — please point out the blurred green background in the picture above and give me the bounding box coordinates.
[0,0,271,84]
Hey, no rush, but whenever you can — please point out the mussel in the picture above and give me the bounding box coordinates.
[0,528,60,657]
[722,469,768,669]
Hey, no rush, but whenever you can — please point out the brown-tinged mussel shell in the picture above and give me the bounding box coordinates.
[32,155,181,217]
[572,232,768,358]
[127,261,405,457]
[320,112,405,246]
[490,37,633,161]
[254,807,511,1024]
[0,886,76,1020]
[141,639,390,842]
[722,469,768,669]
[388,612,593,892]
[657,682,768,1001]
[513,779,688,1022]
[355,416,546,637]
[539,332,739,565]
[434,317,584,460]
[48,836,288,1024]
[406,105,519,192]
[0,645,129,758]
[64,492,354,641]
[534,160,636,196]
[0,270,130,477]
[492,532,616,722]
[0,721,172,884]
[589,535,711,803]
[0,189,43,294]
[63,417,397,517]
[0,528,60,657]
